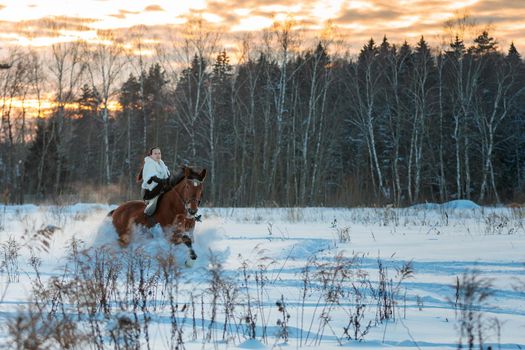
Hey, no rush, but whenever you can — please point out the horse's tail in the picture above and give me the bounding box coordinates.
[107,209,115,217]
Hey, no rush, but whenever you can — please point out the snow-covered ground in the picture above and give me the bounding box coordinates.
[0,202,524,349]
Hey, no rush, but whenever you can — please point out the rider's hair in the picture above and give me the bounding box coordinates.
[148,146,160,155]
[136,146,161,183]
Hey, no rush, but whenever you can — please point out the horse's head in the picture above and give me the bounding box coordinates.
[173,166,207,217]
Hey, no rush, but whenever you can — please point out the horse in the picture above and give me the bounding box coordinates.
[109,166,206,266]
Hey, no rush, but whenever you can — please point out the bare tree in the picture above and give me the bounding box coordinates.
[178,17,220,162]
[382,41,411,205]
[0,48,31,202]
[345,39,388,201]
[475,50,525,202]
[25,49,49,197]
[85,32,127,185]
[297,43,330,203]
[407,37,433,203]
[444,15,482,200]
[230,35,264,205]
[48,40,85,195]
[266,18,299,198]
[434,52,448,202]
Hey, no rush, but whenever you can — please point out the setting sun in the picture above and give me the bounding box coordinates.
[0,97,122,118]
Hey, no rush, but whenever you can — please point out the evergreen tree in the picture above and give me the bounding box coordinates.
[144,63,169,147]
[470,31,498,56]
[24,117,68,197]
[69,84,102,184]
[506,42,522,66]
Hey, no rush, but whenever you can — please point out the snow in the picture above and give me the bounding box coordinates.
[238,339,267,348]
[0,204,524,349]
[410,199,481,210]
[441,199,481,209]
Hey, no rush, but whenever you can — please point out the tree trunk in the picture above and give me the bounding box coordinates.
[102,105,111,185]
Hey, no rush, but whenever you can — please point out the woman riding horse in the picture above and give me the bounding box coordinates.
[111,155,206,266]
[137,147,183,224]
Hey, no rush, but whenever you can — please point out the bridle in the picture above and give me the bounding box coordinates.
[174,177,203,217]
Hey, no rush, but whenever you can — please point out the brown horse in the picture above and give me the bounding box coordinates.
[109,166,206,264]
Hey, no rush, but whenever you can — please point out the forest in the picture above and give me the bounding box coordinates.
[1,21,524,207]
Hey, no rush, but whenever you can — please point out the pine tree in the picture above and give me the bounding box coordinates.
[506,42,522,66]
[448,35,466,58]
[24,117,67,197]
[120,74,141,110]
[144,63,169,146]
[471,31,498,56]
[69,85,102,184]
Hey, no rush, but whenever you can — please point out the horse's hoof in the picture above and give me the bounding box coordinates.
[119,235,131,247]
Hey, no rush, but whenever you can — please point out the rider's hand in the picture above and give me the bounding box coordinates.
[147,176,159,184]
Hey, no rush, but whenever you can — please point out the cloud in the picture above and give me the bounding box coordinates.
[334,8,403,23]
[203,0,320,25]
[465,0,525,32]
[470,0,525,12]
[0,1,524,57]
[144,4,164,12]
[10,16,97,38]
[109,13,125,19]
[110,9,141,19]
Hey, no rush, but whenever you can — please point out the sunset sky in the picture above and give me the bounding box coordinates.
[0,0,524,54]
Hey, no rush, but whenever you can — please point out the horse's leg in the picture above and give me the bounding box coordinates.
[113,216,129,247]
[182,219,197,261]
[181,234,197,261]
[170,229,197,266]
[119,234,131,247]
[118,221,134,247]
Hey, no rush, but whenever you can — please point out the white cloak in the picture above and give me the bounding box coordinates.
[141,156,170,191]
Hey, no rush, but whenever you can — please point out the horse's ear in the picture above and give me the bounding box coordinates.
[184,167,191,178]
[199,169,207,181]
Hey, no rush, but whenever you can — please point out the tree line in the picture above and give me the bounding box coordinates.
[1,27,524,206]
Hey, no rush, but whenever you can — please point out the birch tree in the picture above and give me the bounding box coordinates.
[473,35,525,202]
[346,39,388,200]
[266,18,298,197]
[48,40,85,195]
[85,32,126,184]
[407,37,434,203]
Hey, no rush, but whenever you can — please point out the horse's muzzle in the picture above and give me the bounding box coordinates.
[188,208,198,216]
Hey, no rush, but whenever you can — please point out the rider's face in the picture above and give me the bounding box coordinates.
[151,148,162,162]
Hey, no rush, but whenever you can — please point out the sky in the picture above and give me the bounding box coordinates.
[0,0,524,55]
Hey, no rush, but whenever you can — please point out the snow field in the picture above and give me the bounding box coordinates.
[0,203,524,349]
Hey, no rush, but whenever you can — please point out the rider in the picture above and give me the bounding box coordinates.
[137,149,198,224]
[138,146,171,222]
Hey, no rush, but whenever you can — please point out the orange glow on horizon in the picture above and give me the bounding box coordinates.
[1,97,122,118]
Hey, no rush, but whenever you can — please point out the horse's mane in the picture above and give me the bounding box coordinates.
[170,166,205,188]
[186,169,205,180]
